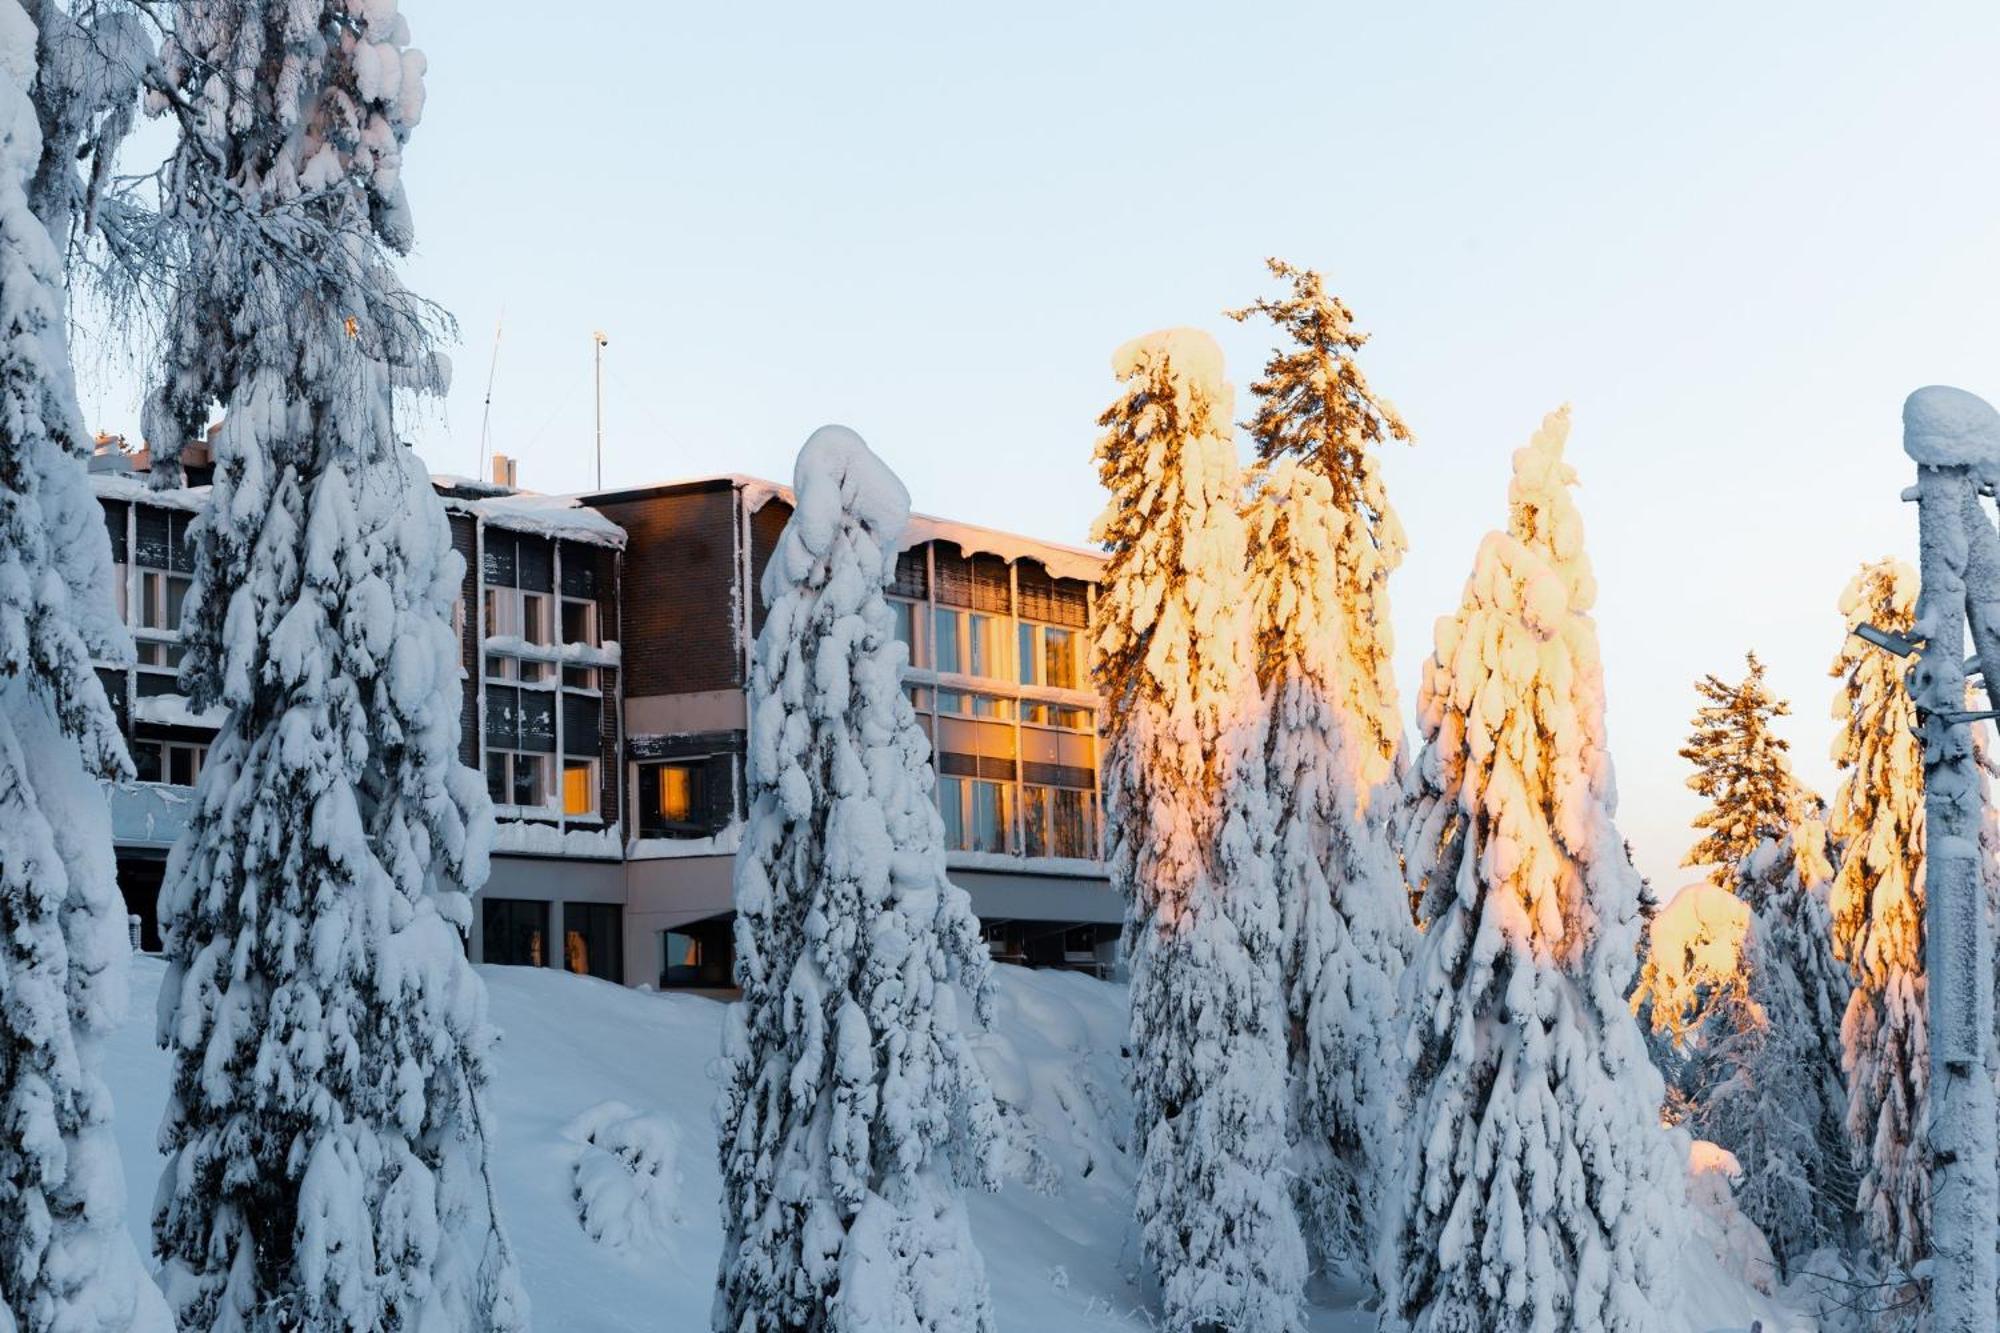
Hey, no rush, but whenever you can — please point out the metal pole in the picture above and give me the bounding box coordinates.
[593,330,608,490]
[1904,386,2000,1333]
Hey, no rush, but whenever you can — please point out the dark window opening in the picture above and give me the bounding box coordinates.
[563,902,622,982]
[482,898,549,967]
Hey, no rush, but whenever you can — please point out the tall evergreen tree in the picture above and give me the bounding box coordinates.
[1228,256,1411,800]
[1681,653,1803,888]
[1243,456,1410,1278]
[0,11,155,1330]
[1827,558,1929,1272]
[1388,408,1683,1333]
[1232,260,1413,1280]
[1692,813,1856,1277]
[715,426,1001,1333]
[145,4,524,1327]
[1093,329,1302,1332]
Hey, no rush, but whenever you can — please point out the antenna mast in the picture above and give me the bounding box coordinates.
[477,312,504,479]
[593,329,609,491]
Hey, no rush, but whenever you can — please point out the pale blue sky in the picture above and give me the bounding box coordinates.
[81,1,2000,894]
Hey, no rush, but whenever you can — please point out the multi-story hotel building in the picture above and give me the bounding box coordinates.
[89,446,1121,990]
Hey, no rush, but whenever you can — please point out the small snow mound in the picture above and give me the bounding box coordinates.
[1903,384,2000,467]
[1688,1138,1779,1297]
[562,1100,683,1255]
[789,424,911,555]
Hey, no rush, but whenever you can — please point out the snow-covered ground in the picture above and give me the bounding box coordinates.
[101,957,1803,1331]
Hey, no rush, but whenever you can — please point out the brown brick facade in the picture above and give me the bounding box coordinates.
[590,481,745,695]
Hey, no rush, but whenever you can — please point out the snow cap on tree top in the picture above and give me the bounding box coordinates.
[785,424,911,565]
[1111,326,1227,389]
[1903,384,2000,469]
[1506,405,1596,612]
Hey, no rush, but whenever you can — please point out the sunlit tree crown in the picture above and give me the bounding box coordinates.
[1680,652,1815,891]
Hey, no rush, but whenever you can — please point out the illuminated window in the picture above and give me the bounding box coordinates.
[637,756,733,839]
[659,764,694,822]
[563,759,598,816]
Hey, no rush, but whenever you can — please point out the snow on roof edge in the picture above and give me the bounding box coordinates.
[89,471,210,512]
[432,482,628,549]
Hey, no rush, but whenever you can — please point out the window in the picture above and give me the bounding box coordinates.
[561,597,598,647]
[132,739,205,787]
[661,931,705,988]
[138,568,192,631]
[562,759,598,817]
[490,654,555,685]
[932,608,962,675]
[486,684,557,811]
[487,750,554,809]
[1023,785,1099,859]
[637,755,735,838]
[968,613,1008,679]
[563,902,622,982]
[1018,622,1083,690]
[934,778,1015,854]
[658,919,733,989]
[482,898,549,967]
[890,598,922,668]
[484,587,552,646]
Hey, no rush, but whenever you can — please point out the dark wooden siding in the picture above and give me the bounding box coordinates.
[588,484,743,695]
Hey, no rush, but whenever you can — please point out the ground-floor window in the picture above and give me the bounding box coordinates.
[658,916,734,988]
[563,902,622,982]
[483,897,549,967]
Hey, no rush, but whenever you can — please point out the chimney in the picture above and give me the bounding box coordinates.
[491,453,518,488]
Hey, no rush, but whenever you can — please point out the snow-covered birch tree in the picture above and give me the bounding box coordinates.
[715,425,1001,1333]
[1093,329,1303,1332]
[144,4,524,1328]
[1828,557,1930,1273]
[0,10,156,1330]
[1388,408,1683,1333]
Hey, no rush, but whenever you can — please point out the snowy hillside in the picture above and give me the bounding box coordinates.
[100,958,1799,1331]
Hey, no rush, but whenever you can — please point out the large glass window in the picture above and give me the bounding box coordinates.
[482,898,549,967]
[563,902,622,982]
[931,608,962,675]
[935,776,1013,854]
[484,587,552,647]
[637,754,735,839]
[890,598,922,668]
[485,684,557,811]
[132,739,205,787]
[658,918,733,989]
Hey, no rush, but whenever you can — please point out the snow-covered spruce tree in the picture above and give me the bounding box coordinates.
[1388,408,1683,1333]
[1827,558,1929,1273]
[1231,260,1413,1279]
[1243,458,1411,1279]
[1693,813,1856,1278]
[0,11,154,1331]
[1092,329,1303,1332]
[1680,652,1806,890]
[1228,257,1411,803]
[145,5,525,1329]
[715,426,1001,1333]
